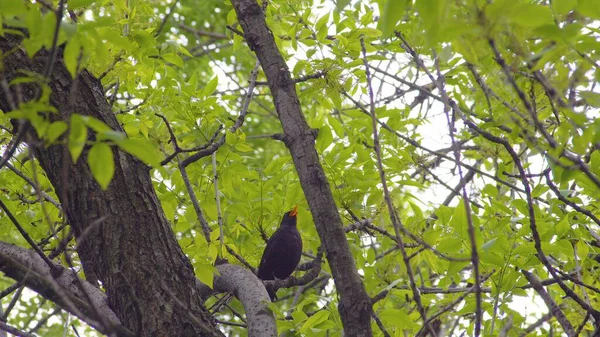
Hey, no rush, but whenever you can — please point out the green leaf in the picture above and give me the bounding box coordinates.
[194,263,219,289]
[162,53,183,68]
[450,200,468,239]
[64,36,82,79]
[69,0,97,10]
[552,0,576,15]
[513,243,536,255]
[298,310,330,333]
[225,131,236,145]
[511,4,553,27]
[162,198,176,222]
[378,308,420,330]
[316,126,333,152]
[88,142,115,190]
[580,91,600,108]
[178,45,194,58]
[81,116,112,133]
[291,310,308,325]
[132,31,156,50]
[378,0,406,37]
[482,238,498,251]
[336,0,351,11]
[578,0,600,19]
[315,14,330,33]
[556,217,570,237]
[415,0,446,43]
[0,0,27,16]
[46,121,68,144]
[447,260,470,277]
[480,252,506,266]
[357,28,383,38]
[226,8,237,26]
[234,142,253,152]
[202,76,219,97]
[116,138,160,168]
[590,151,600,176]
[327,114,345,138]
[435,206,453,225]
[576,241,589,263]
[69,114,88,163]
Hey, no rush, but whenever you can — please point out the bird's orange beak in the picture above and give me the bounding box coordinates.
[289,205,299,217]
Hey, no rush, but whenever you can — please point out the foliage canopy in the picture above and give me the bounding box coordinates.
[0,0,599,336]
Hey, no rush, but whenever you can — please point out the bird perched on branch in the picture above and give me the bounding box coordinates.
[257,205,302,301]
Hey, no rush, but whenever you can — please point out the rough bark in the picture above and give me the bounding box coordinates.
[0,241,277,337]
[212,264,277,337]
[0,242,131,336]
[0,34,222,337]
[229,0,374,335]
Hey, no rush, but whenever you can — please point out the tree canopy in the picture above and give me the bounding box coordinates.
[0,0,599,336]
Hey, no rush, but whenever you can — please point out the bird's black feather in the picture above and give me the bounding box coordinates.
[257,208,302,300]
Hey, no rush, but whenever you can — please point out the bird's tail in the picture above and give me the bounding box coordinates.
[267,288,278,301]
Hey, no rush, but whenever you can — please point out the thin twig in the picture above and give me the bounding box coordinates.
[360,37,435,337]
[489,38,600,190]
[212,152,223,253]
[155,113,212,242]
[154,0,179,37]
[0,199,58,272]
[428,44,481,336]
[178,24,228,39]
[180,59,260,168]
[457,103,600,320]
[372,313,392,337]
[0,321,37,337]
[521,270,575,336]
[179,161,212,242]
[0,283,21,300]
[518,312,553,337]
[62,251,111,334]
[27,306,60,334]
[225,245,254,271]
[42,0,66,80]
[5,162,61,209]
[415,273,494,337]
[544,169,600,227]
[2,285,24,319]
[341,90,527,197]
[0,124,27,172]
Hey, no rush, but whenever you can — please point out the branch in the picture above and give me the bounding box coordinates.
[518,312,553,337]
[341,90,527,197]
[456,102,600,320]
[360,37,434,336]
[263,247,324,295]
[0,321,36,337]
[180,59,260,168]
[211,264,276,337]
[0,198,58,273]
[178,24,228,39]
[521,270,575,337]
[154,0,179,37]
[4,162,61,209]
[0,242,133,337]
[544,169,600,227]
[229,0,373,334]
[415,273,494,337]
[489,38,600,190]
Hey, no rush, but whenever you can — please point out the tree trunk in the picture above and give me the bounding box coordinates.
[229,0,374,335]
[0,33,222,337]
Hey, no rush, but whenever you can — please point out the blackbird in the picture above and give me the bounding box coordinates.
[257,205,302,301]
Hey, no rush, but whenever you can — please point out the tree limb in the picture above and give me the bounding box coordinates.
[229,0,373,335]
[0,241,133,337]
